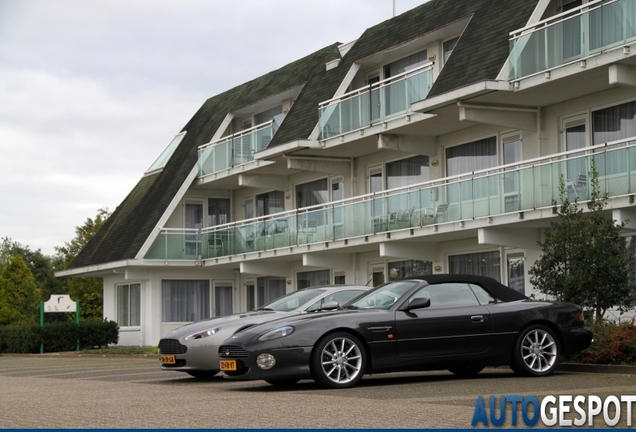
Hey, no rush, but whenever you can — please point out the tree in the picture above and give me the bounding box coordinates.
[55,208,111,320]
[529,160,636,321]
[0,237,65,303]
[0,255,41,325]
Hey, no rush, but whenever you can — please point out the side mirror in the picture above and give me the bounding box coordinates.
[320,301,340,311]
[403,297,431,312]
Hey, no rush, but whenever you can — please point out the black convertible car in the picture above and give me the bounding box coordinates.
[219,275,592,389]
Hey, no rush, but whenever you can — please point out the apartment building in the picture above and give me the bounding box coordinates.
[57,0,636,346]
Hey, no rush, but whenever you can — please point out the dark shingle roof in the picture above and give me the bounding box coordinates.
[67,0,539,270]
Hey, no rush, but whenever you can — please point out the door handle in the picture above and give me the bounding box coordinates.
[471,315,484,323]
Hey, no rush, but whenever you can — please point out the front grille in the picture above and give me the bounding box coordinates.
[159,338,188,354]
[218,345,249,358]
[162,359,187,368]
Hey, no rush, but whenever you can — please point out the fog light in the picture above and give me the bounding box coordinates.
[256,353,276,370]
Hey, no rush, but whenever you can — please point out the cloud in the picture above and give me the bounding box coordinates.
[0,0,429,255]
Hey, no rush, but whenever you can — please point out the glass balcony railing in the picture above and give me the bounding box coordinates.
[318,63,434,139]
[198,121,275,178]
[145,137,636,261]
[509,0,636,80]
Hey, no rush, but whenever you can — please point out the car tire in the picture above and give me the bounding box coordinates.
[511,324,560,377]
[310,332,366,389]
[265,379,300,387]
[186,370,219,379]
[448,366,484,376]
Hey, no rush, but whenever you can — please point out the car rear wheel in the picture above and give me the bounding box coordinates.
[511,324,560,377]
[186,370,219,379]
[448,366,484,376]
[311,332,366,389]
[265,379,300,387]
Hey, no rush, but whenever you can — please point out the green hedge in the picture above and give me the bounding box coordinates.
[0,320,119,353]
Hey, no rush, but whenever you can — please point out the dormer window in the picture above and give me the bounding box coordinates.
[145,132,186,175]
[443,37,459,64]
[247,105,284,133]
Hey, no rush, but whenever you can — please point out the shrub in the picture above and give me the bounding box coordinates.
[78,319,118,349]
[578,320,636,365]
[0,320,119,353]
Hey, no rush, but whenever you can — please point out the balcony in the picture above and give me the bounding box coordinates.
[318,63,434,139]
[145,136,636,261]
[509,0,636,80]
[198,121,275,178]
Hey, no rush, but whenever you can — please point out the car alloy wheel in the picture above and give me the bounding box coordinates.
[311,332,366,389]
[512,324,560,376]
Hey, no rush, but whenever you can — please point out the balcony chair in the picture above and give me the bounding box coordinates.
[208,237,224,257]
[566,173,587,197]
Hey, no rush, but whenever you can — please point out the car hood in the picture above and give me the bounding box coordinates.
[161,310,291,339]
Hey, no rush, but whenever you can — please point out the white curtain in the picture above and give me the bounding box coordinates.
[448,251,501,282]
[162,280,210,322]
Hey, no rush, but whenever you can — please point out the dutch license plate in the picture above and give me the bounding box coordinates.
[220,360,237,371]
[161,355,176,365]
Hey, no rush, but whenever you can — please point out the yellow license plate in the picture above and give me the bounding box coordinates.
[220,360,237,371]
[161,355,176,365]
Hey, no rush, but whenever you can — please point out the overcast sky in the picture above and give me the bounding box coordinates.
[0,0,429,256]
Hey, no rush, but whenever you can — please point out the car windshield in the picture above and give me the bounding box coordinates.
[257,289,326,312]
[348,281,418,309]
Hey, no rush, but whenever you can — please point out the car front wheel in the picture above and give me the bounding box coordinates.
[311,332,366,389]
[511,324,560,377]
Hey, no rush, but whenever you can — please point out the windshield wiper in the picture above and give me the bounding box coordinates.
[256,307,275,311]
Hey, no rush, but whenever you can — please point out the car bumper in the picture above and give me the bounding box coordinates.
[159,343,221,373]
[559,326,593,356]
[221,346,313,381]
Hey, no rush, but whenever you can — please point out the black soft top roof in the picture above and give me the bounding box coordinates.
[407,274,528,302]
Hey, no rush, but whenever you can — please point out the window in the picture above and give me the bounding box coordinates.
[256,276,286,307]
[334,271,346,285]
[246,280,256,311]
[446,137,498,201]
[297,269,330,289]
[116,283,140,327]
[443,37,459,64]
[208,198,230,226]
[254,105,283,129]
[449,251,501,282]
[507,253,526,295]
[306,289,365,312]
[592,100,636,145]
[503,134,522,212]
[184,201,203,256]
[388,260,432,280]
[214,282,233,317]
[162,280,210,322]
[386,155,430,189]
[296,178,329,208]
[256,191,285,216]
[410,283,480,309]
[145,132,186,174]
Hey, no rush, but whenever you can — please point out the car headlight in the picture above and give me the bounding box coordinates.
[257,326,294,341]
[184,327,221,341]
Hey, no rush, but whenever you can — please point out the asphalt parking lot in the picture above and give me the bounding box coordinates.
[0,354,635,429]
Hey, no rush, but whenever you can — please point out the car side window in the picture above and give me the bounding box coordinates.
[410,283,480,309]
[469,283,496,305]
[305,290,363,312]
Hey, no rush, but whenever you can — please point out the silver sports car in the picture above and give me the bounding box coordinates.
[158,285,369,378]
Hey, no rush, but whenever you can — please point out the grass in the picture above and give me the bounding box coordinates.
[79,346,158,355]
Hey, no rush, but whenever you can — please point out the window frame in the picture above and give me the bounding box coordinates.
[116,282,141,328]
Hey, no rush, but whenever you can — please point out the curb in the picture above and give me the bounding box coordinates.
[558,362,636,375]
